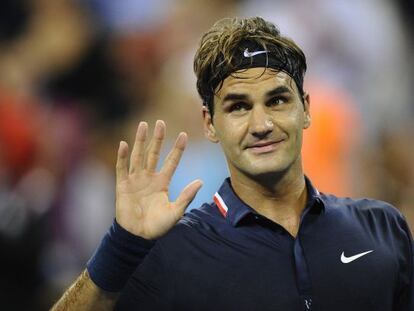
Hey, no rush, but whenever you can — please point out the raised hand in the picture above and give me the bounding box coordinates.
[115,120,202,240]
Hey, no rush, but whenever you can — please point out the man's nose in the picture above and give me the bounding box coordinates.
[249,105,274,138]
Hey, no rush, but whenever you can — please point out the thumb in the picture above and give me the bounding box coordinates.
[174,179,203,215]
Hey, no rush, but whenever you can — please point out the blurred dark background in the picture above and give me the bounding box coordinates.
[0,0,413,309]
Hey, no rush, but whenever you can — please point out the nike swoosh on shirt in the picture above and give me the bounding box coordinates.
[340,250,374,264]
[243,48,268,57]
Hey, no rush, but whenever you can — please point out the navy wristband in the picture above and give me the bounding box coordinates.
[87,219,155,292]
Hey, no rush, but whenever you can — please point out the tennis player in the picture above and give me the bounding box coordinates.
[52,17,413,310]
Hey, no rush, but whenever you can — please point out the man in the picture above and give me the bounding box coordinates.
[52,17,413,310]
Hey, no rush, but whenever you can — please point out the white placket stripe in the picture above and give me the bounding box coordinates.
[213,192,228,218]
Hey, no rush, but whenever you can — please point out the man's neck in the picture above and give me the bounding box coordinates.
[229,166,308,237]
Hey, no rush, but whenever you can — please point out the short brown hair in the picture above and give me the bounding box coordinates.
[194,16,307,114]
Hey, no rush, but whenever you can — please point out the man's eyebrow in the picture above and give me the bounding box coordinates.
[266,86,292,97]
[222,93,249,103]
[221,86,292,103]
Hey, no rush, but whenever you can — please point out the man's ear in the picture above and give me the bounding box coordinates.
[303,93,311,129]
[202,106,219,143]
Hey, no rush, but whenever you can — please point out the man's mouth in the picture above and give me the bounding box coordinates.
[246,140,284,154]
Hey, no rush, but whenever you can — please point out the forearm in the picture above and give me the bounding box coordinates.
[52,219,154,310]
[51,269,118,311]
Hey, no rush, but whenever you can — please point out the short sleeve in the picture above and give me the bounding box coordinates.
[394,214,414,311]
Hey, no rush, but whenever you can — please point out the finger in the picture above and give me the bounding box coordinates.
[173,179,203,216]
[145,120,166,172]
[160,132,187,180]
[129,122,148,174]
[116,141,129,183]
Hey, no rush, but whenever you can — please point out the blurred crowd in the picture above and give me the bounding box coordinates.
[0,0,413,309]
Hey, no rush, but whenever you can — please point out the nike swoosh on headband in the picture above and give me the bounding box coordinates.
[243,48,268,57]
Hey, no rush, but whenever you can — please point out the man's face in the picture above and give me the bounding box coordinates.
[203,67,310,180]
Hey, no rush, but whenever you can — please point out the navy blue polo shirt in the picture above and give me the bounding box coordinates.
[115,177,413,310]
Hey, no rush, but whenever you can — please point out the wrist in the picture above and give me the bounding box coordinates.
[115,217,149,240]
[87,219,155,292]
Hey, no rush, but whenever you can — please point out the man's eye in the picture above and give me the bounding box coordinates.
[229,102,249,112]
[268,97,286,106]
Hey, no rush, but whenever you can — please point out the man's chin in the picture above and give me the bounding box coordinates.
[243,164,290,181]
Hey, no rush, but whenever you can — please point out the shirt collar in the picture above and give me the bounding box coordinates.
[213,176,325,227]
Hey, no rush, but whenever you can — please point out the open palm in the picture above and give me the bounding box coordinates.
[115,120,202,240]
